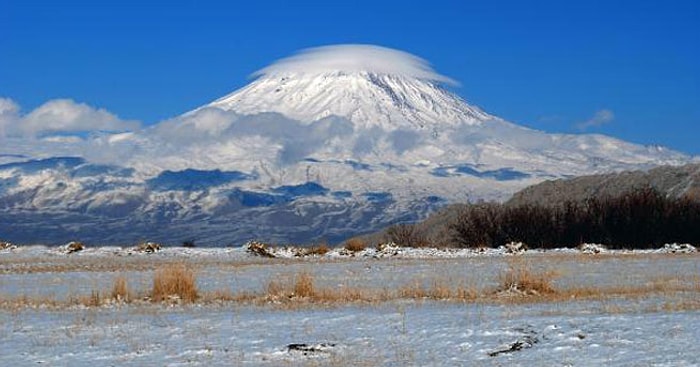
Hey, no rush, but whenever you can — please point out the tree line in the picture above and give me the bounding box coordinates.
[386,187,700,249]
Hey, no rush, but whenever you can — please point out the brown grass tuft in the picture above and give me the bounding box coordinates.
[293,272,316,298]
[344,238,367,252]
[498,260,557,296]
[305,244,330,256]
[398,280,478,301]
[82,290,101,307]
[151,263,198,303]
[111,275,131,302]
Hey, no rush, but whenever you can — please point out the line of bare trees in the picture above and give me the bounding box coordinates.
[449,187,700,249]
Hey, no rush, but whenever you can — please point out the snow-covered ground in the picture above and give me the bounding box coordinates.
[2,301,700,366]
[1,245,699,366]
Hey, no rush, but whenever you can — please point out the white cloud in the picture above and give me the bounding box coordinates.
[0,98,21,137]
[577,109,615,130]
[0,98,140,137]
[252,44,458,85]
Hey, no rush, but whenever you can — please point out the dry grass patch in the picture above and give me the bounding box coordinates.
[304,244,330,256]
[497,259,557,297]
[200,289,258,303]
[151,263,198,303]
[398,280,478,301]
[293,272,316,298]
[111,275,131,302]
[344,238,367,252]
[263,272,387,305]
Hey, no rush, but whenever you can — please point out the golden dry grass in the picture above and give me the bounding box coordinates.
[2,252,700,310]
[398,280,477,301]
[2,271,699,310]
[293,272,315,297]
[344,238,367,252]
[497,260,557,296]
[111,275,130,302]
[303,244,330,256]
[151,263,198,303]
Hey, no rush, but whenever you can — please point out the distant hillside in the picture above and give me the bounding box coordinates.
[508,163,700,207]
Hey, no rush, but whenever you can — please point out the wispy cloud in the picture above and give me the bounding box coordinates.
[577,109,615,130]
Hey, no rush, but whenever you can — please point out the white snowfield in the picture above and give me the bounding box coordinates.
[3,303,699,366]
[0,44,694,245]
[1,245,699,366]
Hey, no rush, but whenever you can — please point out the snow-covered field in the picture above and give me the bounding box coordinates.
[1,245,699,366]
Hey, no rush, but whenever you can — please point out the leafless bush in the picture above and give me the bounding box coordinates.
[386,224,428,247]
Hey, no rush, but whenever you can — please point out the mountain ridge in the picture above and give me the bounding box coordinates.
[0,44,694,245]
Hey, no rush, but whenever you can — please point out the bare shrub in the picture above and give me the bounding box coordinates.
[152,263,198,303]
[344,238,367,252]
[450,203,504,248]
[386,224,428,247]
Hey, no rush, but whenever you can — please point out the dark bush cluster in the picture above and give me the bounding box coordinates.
[450,187,700,249]
[385,223,429,247]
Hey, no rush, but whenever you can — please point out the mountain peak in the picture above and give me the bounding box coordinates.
[204,45,492,128]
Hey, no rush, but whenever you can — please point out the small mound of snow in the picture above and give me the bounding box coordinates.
[660,243,697,254]
[579,243,607,254]
[374,242,402,257]
[503,242,527,254]
[130,241,162,254]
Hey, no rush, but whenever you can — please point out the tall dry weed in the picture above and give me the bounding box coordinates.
[152,263,198,302]
[293,272,315,298]
[498,259,557,295]
[111,275,130,302]
[344,238,367,252]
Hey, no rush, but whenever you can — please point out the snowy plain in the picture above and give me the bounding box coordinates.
[1,245,699,366]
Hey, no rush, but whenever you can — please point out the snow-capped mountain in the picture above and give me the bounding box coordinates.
[206,45,491,128]
[0,45,693,245]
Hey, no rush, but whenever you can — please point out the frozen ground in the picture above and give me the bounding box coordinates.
[2,302,700,366]
[1,245,699,366]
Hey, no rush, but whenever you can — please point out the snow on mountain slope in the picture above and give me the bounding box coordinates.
[206,45,491,129]
[0,45,694,245]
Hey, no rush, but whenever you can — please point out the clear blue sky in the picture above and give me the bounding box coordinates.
[2,0,698,153]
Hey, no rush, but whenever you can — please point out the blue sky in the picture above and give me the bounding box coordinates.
[1,0,698,153]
